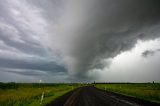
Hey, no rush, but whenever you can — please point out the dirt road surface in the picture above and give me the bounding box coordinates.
[47,86,159,106]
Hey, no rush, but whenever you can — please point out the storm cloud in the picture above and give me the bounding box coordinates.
[142,49,160,57]
[0,0,160,82]
[0,0,66,81]
[44,0,160,78]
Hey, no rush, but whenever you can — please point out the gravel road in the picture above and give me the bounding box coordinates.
[47,86,159,106]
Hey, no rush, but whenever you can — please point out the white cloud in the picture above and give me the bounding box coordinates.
[99,39,160,82]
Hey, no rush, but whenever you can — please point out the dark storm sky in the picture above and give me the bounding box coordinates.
[0,0,160,82]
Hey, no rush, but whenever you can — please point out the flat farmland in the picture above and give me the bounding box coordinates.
[0,83,79,106]
[96,83,160,103]
[0,83,160,106]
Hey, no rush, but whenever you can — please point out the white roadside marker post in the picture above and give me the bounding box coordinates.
[39,79,44,105]
[40,92,44,105]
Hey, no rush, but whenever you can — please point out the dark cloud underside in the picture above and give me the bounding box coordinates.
[0,0,160,82]
[48,0,160,78]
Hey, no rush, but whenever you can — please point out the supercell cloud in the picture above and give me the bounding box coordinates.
[0,0,160,82]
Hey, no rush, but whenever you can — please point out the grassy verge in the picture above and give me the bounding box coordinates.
[95,83,160,103]
[0,83,78,106]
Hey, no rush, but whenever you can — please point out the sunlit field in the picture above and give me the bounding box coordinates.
[0,83,79,106]
[96,83,160,103]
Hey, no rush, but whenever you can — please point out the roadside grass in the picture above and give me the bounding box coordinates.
[0,83,78,106]
[96,83,160,103]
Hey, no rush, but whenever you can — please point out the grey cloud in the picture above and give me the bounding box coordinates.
[0,0,67,79]
[1,0,160,82]
[142,49,160,57]
[0,30,47,56]
[45,0,160,79]
[28,0,65,23]
[0,68,68,82]
[0,57,66,73]
[1,68,47,76]
[0,1,47,56]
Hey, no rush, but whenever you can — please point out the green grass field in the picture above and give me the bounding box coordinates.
[96,83,160,103]
[1,83,160,106]
[0,83,79,106]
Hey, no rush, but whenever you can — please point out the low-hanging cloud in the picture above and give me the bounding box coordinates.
[44,0,160,79]
[142,49,160,57]
[1,0,160,82]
